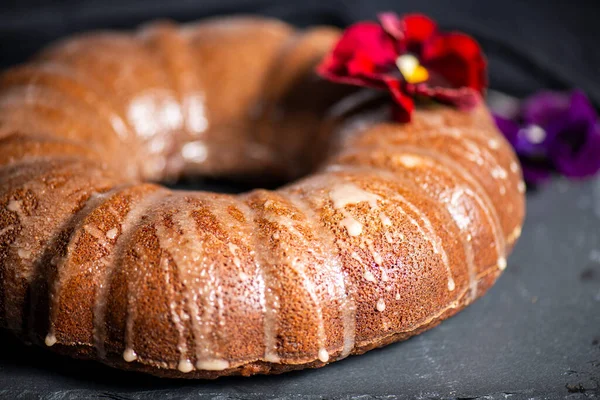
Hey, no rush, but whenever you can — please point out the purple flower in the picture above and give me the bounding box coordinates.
[493,90,600,185]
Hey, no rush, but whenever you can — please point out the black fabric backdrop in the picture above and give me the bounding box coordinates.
[1,0,600,105]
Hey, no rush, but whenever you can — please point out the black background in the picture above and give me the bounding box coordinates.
[2,0,600,104]
[1,1,600,399]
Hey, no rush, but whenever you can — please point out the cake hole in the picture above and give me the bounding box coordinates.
[153,87,388,194]
[163,176,287,194]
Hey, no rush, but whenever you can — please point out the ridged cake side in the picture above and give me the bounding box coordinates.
[0,17,525,378]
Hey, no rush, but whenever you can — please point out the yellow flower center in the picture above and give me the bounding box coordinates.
[396,54,429,84]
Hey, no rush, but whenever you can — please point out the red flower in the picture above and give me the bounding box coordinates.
[317,12,487,122]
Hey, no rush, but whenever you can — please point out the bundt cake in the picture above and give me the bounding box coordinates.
[0,16,525,378]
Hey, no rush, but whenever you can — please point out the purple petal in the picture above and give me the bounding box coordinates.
[494,114,549,157]
[493,114,520,145]
[548,90,600,179]
[517,124,553,156]
[551,122,600,178]
[522,91,570,127]
[521,162,553,185]
[566,89,597,127]
[495,89,600,184]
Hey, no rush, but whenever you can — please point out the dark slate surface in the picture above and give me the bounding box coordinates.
[1,178,599,399]
[1,0,600,399]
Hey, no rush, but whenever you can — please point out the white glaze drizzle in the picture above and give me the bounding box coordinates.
[123,348,138,362]
[106,227,118,240]
[462,138,509,195]
[192,198,241,372]
[390,127,511,199]
[196,359,230,371]
[92,190,167,359]
[328,176,401,335]
[161,254,192,372]
[487,138,500,149]
[178,359,194,373]
[329,183,382,237]
[339,216,363,236]
[329,183,381,210]
[42,188,119,346]
[366,239,383,266]
[44,333,57,347]
[384,231,395,244]
[4,199,37,292]
[318,348,330,363]
[379,212,392,227]
[510,161,520,174]
[17,249,32,260]
[376,298,386,312]
[497,257,507,270]
[440,187,478,300]
[508,225,522,244]
[287,192,356,359]
[328,164,454,293]
[211,197,267,362]
[388,145,507,271]
[156,200,229,371]
[7,199,22,213]
[166,206,208,369]
[83,224,111,247]
[338,141,506,287]
[0,225,14,237]
[227,243,241,268]
[326,134,512,349]
[233,195,278,364]
[362,267,376,282]
[392,192,455,292]
[265,205,328,364]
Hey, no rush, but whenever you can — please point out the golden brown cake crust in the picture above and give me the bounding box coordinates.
[0,16,525,378]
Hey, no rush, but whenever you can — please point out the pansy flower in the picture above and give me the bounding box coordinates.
[317,12,487,122]
[493,90,600,184]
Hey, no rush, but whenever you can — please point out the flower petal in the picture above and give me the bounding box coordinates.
[567,89,597,127]
[521,91,570,127]
[317,12,489,123]
[384,78,415,122]
[402,14,438,52]
[421,33,487,93]
[537,90,600,178]
[378,12,405,41]
[516,124,553,157]
[493,114,520,147]
[520,161,553,185]
[551,122,600,178]
[316,22,397,88]
[410,84,481,110]
[379,13,438,52]
[344,50,390,88]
